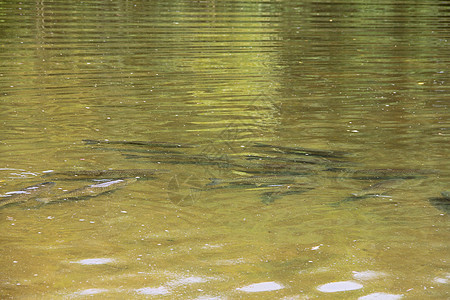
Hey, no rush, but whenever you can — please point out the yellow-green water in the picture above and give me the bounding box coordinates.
[0,0,448,298]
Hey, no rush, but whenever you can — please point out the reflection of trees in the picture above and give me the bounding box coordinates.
[277,1,449,148]
[26,0,285,140]
[2,0,447,148]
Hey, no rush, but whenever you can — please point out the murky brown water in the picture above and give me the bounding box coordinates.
[1,0,449,299]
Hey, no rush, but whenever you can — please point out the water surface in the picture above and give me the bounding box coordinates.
[0,0,448,298]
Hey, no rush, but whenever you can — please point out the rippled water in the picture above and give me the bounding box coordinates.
[1,0,449,298]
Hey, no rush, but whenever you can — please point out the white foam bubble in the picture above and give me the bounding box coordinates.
[434,277,448,284]
[352,270,385,280]
[135,286,170,295]
[434,273,450,284]
[317,281,363,293]
[237,281,284,293]
[70,258,114,265]
[358,292,403,300]
[76,288,109,295]
[170,276,207,287]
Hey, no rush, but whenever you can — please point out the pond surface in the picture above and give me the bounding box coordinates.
[0,0,449,298]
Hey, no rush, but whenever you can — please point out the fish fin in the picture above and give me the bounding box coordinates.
[35,197,51,204]
[261,192,280,204]
[206,178,222,186]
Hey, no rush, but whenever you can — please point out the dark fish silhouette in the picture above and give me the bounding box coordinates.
[428,191,450,213]
[83,139,197,148]
[245,154,330,165]
[349,179,404,198]
[429,199,449,213]
[331,179,405,206]
[45,169,168,180]
[253,143,347,158]
[261,188,312,204]
[332,168,438,180]
[89,146,182,155]
[206,175,313,188]
[123,154,233,167]
[38,178,137,203]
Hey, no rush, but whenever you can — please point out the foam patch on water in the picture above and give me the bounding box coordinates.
[358,292,403,300]
[132,272,219,296]
[215,258,246,265]
[201,243,224,249]
[70,258,115,265]
[135,286,170,295]
[352,270,385,280]
[9,171,39,178]
[317,281,363,293]
[434,273,450,284]
[74,288,109,295]
[434,277,449,284]
[169,276,207,287]
[237,281,284,292]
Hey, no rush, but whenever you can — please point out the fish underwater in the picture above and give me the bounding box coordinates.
[428,191,450,213]
[245,154,331,165]
[206,175,312,189]
[260,184,315,204]
[349,179,404,198]
[330,168,438,180]
[331,179,405,206]
[253,143,348,159]
[37,178,137,203]
[205,176,315,204]
[45,169,168,180]
[0,182,55,207]
[83,139,197,148]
